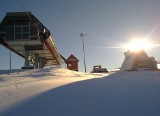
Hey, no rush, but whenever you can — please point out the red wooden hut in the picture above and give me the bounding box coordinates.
[66,54,79,71]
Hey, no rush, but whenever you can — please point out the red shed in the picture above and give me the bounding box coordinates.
[66,54,79,71]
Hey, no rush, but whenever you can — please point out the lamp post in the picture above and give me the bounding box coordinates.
[80,33,87,73]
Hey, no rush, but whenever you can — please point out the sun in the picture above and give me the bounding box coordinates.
[123,38,152,51]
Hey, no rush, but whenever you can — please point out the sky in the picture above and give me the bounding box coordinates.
[1,0,160,72]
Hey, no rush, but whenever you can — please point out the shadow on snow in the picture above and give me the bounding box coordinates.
[2,72,160,116]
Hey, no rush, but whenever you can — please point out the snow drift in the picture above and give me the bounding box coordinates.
[0,68,160,116]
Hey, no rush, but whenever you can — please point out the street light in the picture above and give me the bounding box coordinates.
[80,33,87,73]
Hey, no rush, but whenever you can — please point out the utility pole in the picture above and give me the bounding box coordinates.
[80,33,87,73]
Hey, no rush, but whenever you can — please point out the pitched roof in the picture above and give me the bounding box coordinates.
[66,54,79,61]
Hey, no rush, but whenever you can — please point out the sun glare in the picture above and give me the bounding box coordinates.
[123,39,152,51]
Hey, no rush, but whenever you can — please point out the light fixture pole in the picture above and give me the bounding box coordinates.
[80,33,87,73]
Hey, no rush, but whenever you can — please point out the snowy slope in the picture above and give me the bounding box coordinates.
[0,68,160,116]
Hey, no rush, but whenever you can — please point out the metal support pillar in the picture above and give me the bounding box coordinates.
[34,53,39,69]
[39,57,44,68]
[25,50,30,67]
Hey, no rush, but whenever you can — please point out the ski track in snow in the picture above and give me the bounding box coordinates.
[1,68,160,116]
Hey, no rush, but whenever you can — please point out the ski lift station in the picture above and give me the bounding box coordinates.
[0,12,62,69]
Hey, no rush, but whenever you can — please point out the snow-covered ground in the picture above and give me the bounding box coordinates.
[0,68,160,116]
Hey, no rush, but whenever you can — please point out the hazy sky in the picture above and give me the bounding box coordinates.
[1,0,160,72]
